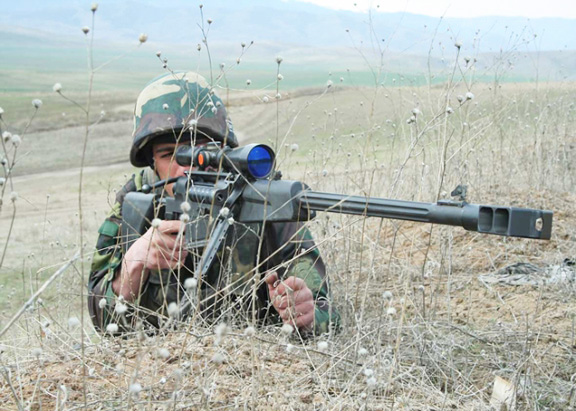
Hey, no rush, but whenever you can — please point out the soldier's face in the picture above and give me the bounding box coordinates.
[152,142,191,196]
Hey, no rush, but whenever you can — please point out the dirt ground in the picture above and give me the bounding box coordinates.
[1,84,575,409]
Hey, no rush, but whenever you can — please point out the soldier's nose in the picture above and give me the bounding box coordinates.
[175,165,188,177]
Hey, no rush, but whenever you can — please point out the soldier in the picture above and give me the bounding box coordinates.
[87,71,340,337]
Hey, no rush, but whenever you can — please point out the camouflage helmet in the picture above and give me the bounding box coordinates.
[130,71,238,167]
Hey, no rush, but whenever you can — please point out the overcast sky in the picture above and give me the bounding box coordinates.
[294,0,576,19]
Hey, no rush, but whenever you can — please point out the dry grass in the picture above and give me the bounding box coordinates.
[1,10,575,407]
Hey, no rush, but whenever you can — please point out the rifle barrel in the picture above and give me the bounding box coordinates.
[299,191,552,240]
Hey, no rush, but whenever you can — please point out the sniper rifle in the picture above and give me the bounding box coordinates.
[121,143,553,282]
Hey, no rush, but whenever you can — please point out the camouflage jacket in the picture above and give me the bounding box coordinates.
[88,169,340,336]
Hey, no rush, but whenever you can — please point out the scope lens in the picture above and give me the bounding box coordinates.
[247,145,274,178]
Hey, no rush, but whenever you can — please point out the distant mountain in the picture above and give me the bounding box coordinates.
[1,0,574,52]
[1,0,574,91]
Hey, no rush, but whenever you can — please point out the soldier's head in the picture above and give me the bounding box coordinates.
[130,71,237,184]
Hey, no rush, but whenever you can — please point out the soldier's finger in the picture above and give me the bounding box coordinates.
[170,248,188,262]
[157,220,185,234]
[294,311,315,329]
[153,232,184,251]
[264,271,279,286]
[281,301,315,328]
[275,295,294,310]
[276,290,311,309]
[154,250,188,270]
[282,276,307,291]
[274,281,293,297]
[265,272,280,299]
[152,244,185,259]
[153,243,177,259]
[294,299,315,315]
[280,307,313,327]
[278,306,296,321]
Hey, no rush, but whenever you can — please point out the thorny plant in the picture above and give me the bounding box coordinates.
[0,3,575,410]
[0,100,42,270]
[0,2,150,409]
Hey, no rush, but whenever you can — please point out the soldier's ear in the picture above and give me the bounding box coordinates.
[146,147,155,170]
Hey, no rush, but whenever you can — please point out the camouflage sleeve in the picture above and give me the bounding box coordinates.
[267,222,341,337]
[87,175,139,331]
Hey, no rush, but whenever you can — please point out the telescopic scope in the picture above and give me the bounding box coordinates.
[176,143,275,180]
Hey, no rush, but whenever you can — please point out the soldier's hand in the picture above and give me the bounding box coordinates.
[114,220,188,301]
[134,220,188,270]
[265,272,315,330]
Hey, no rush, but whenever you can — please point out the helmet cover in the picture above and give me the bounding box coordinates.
[130,71,237,167]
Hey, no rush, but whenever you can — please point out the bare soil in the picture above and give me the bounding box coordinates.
[1,84,575,410]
